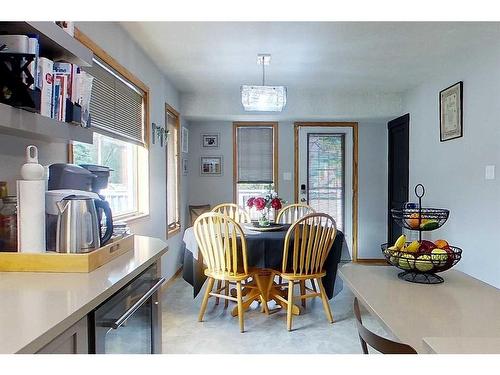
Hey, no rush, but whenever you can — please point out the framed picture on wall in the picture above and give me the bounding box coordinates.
[201,133,220,148]
[181,127,189,153]
[182,158,188,176]
[200,156,223,176]
[439,81,463,142]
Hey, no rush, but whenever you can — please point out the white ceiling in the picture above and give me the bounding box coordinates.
[120,22,500,94]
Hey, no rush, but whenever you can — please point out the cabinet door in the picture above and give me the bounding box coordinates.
[37,317,88,354]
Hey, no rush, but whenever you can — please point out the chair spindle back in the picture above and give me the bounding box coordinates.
[282,213,337,275]
[194,212,248,276]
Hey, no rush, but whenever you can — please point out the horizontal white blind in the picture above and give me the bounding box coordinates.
[237,126,274,183]
[83,58,145,145]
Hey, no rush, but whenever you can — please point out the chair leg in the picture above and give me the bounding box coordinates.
[198,278,215,322]
[318,278,334,323]
[224,281,229,309]
[287,280,294,331]
[310,279,317,292]
[300,280,306,308]
[236,281,244,333]
[215,280,222,305]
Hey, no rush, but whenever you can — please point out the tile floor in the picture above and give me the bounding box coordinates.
[161,276,390,354]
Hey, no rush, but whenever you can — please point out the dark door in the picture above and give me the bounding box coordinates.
[387,114,409,244]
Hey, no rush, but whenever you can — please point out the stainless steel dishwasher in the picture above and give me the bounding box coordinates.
[90,261,165,354]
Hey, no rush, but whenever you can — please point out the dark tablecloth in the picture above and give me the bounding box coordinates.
[182,226,344,300]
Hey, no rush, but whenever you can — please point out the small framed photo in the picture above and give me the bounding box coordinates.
[182,158,188,176]
[181,127,189,153]
[201,133,220,148]
[200,156,223,176]
[440,81,463,142]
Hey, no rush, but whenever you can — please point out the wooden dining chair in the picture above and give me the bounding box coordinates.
[276,203,316,224]
[211,203,251,224]
[353,297,417,354]
[277,213,337,331]
[275,204,317,291]
[194,212,253,333]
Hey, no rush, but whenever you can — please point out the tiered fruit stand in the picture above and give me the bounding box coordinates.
[381,184,462,284]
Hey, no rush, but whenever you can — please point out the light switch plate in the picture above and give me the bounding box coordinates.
[283,172,292,181]
[485,165,495,180]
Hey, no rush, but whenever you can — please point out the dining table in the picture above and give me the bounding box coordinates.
[181,223,345,315]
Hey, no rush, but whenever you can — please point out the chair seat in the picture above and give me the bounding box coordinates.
[204,269,252,281]
[280,271,326,281]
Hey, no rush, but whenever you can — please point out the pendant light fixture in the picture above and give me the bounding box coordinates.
[241,54,287,112]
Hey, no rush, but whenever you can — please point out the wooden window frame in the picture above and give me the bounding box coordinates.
[232,122,279,203]
[166,103,181,237]
[69,29,151,223]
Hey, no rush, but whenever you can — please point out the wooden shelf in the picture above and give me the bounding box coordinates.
[0,103,93,144]
[0,22,93,66]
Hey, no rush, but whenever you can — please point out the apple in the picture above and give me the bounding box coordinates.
[418,240,436,253]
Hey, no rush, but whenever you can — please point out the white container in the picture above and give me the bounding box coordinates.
[17,146,46,252]
[17,180,46,253]
[20,145,45,180]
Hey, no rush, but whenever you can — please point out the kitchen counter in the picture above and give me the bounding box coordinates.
[339,264,500,354]
[423,337,500,354]
[0,235,168,354]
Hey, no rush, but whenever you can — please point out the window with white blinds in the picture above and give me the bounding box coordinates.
[236,126,275,183]
[83,58,145,145]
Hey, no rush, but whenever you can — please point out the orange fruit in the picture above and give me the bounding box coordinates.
[434,239,449,249]
[406,213,420,229]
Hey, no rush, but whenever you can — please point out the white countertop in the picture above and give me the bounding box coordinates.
[0,235,168,354]
[339,264,500,354]
[423,337,500,354]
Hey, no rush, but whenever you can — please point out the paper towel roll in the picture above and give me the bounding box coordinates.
[17,180,46,253]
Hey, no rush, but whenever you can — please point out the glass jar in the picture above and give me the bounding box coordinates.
[0,196,18,252]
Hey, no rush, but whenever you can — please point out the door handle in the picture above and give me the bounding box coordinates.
[100,277,166,330]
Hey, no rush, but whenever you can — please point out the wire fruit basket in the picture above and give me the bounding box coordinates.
[383,184,462,284]
[381,242,462,284]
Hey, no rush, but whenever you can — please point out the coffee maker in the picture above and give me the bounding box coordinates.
[46,164,114,251]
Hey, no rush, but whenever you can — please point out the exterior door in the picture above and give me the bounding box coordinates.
[387,114,409,244]
[297,125,354,260]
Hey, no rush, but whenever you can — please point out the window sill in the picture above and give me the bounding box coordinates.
[115,212,150,224]
[168,225,181,238]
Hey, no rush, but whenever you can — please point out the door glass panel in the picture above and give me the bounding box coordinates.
[307,134,344,231]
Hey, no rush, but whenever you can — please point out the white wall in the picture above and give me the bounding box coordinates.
[182,89,402,122]
[0,22,186,281]
[187,119,388,259]
[403,46,500,288]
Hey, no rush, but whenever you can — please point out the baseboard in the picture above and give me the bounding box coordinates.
[161,267,183,290]
[354,259,388,265]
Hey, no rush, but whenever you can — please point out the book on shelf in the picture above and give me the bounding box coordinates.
[37,57,53,118]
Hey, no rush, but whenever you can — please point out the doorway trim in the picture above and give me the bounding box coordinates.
[294,122,359,261]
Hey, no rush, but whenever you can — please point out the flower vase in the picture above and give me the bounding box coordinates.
[258,209,271,227]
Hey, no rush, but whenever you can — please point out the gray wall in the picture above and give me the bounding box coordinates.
[403,43,500,288]
[0,22,186,281]
[187,120,388,259]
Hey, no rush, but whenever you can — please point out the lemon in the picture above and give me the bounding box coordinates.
[415,254,433,272]
[394,234,407,250]
[431,248,448,266]
[398,253,415,270]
